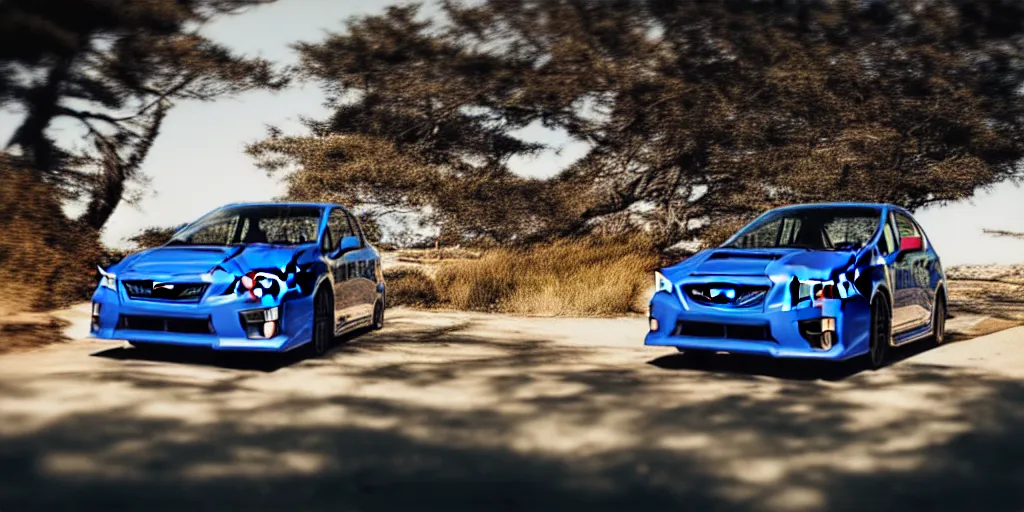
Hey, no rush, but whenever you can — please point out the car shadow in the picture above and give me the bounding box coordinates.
[90,345,304,373]
[648,336,954,381]
[89,329,373,373]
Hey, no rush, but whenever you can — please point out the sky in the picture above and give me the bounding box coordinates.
[0,0,1022,265]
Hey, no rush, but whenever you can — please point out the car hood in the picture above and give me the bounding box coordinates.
[117,244,314,278]
[663,247,859,282]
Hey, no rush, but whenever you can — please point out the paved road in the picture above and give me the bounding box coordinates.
[1,306,1023,511]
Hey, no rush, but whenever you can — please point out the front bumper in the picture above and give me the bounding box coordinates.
[88,285,314,352]
[644,289,871,360]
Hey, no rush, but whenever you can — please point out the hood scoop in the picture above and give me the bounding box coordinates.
[691,251,778,276]
[706,251,783,261]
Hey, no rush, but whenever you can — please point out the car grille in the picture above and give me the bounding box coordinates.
[682,284,769,308]
[674,320,774,341]
[123,281,208,302]
[118,315,215,334]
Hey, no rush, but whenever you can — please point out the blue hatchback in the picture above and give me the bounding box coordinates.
[90,202,386,357]
[645,203,947,369]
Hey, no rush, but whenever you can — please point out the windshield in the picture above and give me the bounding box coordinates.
[168,205,323,246]
[725,206,882,251]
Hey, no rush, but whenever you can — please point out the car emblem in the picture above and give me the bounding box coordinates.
[708,287,736,301]
[153,282,175,291]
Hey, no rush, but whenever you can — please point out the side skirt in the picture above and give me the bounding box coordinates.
[891,322,933,347]
[334,316,373,337]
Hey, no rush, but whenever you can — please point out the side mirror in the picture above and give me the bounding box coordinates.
[900,235,923,253]
[339,235,361,253]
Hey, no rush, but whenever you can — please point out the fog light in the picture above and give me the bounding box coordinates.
[650,318,659,332]
[241,307,281,339]
[821,317,836,332]
[263,307,279,322]
[263,321,278,338]
[90,302,101,331]
[820,317,836,350]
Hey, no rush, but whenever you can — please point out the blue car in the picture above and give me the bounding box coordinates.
[645,203,947,369]
[90,202,385,357]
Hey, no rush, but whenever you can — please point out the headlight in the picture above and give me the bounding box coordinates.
[238,270,285,300]
[790,278,847,307]
[655,271,674,294]
[97,266,116,291]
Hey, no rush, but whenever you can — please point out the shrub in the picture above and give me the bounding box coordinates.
[383,266,438,307]
[432,235,660,316]
[0,159,104,312]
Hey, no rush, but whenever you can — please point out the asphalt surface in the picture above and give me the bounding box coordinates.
[1,305,1023,511]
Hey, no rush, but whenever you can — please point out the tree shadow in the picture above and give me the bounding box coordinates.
[4,315,1024,511]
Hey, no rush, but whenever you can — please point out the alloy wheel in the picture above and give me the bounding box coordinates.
[312,290,332,357]
[933,294,947,346]
[869,297,891,370]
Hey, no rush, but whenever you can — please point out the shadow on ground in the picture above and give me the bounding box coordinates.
[89,328,374,373]
[2,315,1024,511]
[648,335,950,382]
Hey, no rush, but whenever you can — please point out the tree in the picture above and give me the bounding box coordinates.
[984,229,1024,240]
[125,223,188,250]
[254,0,1024,249]
[0,0,288,231]
[247,5,571,245]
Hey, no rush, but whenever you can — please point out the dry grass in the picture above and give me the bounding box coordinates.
[428,235,660,316]
[946,264,1024,322]
[396,247,483,265]
[383,266,438,308]
[0,158,105,312]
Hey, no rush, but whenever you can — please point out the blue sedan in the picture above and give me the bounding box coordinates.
[90,202,386,357]
[645,203,947,369]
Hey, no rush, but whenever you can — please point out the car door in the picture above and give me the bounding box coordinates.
[906,213,938,325]
[324,208,363,327]
[891,211,931,331]
[344,210,378,320]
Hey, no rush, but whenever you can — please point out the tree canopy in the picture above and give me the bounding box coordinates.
[252,0,1024,248]
[1,0,287,230]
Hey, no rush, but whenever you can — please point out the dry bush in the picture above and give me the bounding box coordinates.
[0,160,104,312]
[383,266,438,308]
[396,247,482,264]
[432,235,660,316]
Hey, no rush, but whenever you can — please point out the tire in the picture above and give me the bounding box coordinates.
[931,292,947,346]
[868,295,892,370]
[310,289,333,358]
[371,298,385,331]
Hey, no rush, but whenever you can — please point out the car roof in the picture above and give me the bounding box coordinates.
[769,202,908,214]
[218,201,342,210]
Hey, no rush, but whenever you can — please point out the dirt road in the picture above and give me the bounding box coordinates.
[2,306,1023,511]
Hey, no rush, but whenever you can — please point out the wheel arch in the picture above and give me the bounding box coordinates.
[312,274,334,307]
[933,279,947,303]
[870,283,893,311]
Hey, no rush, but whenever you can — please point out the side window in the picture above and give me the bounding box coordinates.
[346,213,364,246]
[327,209,350,249]
[894,213,920,239]
[879,218,897,255]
